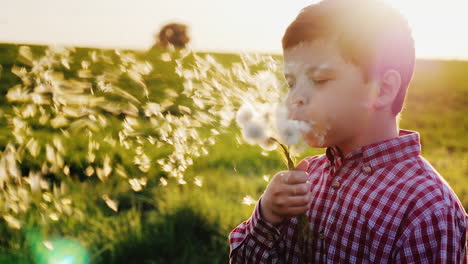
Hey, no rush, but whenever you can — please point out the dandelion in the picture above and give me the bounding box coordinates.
[241,121,267,144]
[235,103,255,126]
[276,119,311,146]
[232,71,314,263]
[259,137,277,151]
[236,102,310,162]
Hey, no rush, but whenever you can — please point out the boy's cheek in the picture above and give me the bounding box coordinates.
[303,124,330,148]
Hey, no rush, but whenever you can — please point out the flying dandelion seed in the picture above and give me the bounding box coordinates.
[26,171,42,193]
[242,195,256,206]
[161,53,171,62]
[160,177,168,186]
[194,176,203,187]
[129,178,146,192]
[4,215,21,229]
[102,194,118,212]
[43,241,54,250]
[177,178,187,185]
[48,213,59,221]
[0,44,313,260]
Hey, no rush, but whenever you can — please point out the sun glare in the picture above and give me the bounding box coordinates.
[384,0,468,59]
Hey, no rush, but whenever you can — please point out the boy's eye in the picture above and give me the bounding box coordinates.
[285,76,296,89]
[313,79,329,85]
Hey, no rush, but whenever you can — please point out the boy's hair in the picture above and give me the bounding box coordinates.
[282,0,415,115]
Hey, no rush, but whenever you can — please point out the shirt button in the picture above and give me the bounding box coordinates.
[331,180,341,189]
[319,232,325,240]
[362,166,372,173]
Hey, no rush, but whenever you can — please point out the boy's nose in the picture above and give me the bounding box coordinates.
[291,97,305,107]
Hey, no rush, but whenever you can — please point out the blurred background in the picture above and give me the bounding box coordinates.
[0,0,467,263]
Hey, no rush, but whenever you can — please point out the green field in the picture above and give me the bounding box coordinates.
[0,43,467,263]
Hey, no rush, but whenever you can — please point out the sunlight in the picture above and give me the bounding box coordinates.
[384,0,468,59]
[1,0,467,59]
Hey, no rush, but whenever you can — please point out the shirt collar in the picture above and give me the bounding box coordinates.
[326,129,421,171]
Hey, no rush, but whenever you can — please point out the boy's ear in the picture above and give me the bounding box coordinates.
[372,69,402,110]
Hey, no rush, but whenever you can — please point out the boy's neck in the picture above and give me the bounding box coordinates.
[336,118,399,158]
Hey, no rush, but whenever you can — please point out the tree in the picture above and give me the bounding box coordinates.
[153,23,190,49]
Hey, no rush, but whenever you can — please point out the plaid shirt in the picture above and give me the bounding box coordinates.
[229,130,468,263]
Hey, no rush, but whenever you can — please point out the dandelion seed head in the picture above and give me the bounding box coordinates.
[259,137,277,151]
[236,103,255,126]
[241,121,267,144]
[277,122,300,146]
[274,104,311,145]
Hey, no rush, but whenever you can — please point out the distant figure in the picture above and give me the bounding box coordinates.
[153,23,190,49]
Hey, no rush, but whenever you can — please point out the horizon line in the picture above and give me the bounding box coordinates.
[1,41,468,62]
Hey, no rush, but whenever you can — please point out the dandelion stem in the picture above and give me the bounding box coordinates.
[270,136,310,263]
[270,137,295,170]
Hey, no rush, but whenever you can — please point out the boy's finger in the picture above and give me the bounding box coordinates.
[285,171,308,185]
[295,159,309,172]
[286,183,310,196]
[286,194,311,207]
[283,205,310,216]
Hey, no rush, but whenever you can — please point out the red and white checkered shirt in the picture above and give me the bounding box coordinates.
[229,129,468,263]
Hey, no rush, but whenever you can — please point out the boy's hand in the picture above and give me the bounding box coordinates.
[260,160,312,224]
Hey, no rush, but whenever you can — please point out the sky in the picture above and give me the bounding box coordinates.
[2,0,468,60]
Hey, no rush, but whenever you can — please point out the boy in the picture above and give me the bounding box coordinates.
[229,0,468,263]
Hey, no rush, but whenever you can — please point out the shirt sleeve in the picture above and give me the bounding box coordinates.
[393,207,467,264]
[229,198,286,264]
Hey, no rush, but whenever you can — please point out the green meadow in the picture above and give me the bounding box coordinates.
[0,43,466,263]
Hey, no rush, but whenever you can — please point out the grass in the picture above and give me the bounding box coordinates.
[0,43,467,263]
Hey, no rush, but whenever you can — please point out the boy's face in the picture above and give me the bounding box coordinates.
[283,39,375,148]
